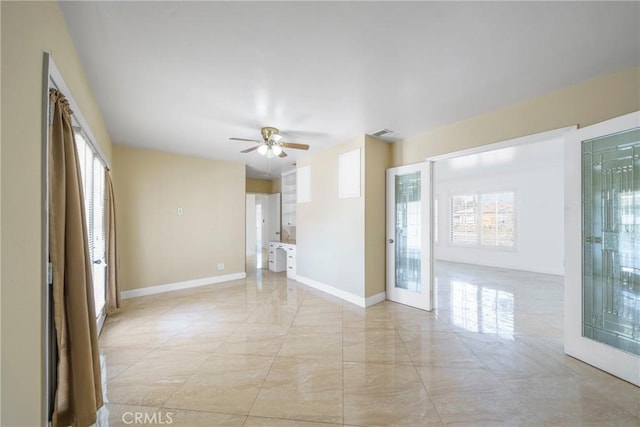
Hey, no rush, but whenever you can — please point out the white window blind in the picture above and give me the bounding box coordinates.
[74,130,106,315]
[450,194,478,245]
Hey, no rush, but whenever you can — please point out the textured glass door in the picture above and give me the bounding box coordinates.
[386,162,433,310]
[582,128,640,356]
[565,111,640,387]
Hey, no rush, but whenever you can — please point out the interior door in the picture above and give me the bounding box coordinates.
[268,193,281,242]
[565,111,640,386]
[386,162,433,311]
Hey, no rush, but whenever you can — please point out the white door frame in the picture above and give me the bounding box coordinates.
[564,111,640,386]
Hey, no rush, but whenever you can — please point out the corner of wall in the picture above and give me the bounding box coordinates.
[364,136,391,298]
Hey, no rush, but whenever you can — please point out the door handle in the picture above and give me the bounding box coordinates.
[93,259,102,265]
[388,239,394,244]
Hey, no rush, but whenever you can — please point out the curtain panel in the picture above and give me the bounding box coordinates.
[105,170,121,313]
[49,88,103,426]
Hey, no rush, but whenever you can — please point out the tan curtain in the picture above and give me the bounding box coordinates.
[49,89,103,427]
[105,169,121,313]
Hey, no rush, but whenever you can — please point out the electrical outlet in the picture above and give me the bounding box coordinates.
[177,207,184,215]
[217,263,224,271]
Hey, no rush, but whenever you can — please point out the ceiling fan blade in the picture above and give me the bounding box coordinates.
[230,137,262,143]
[241,145,261,153]
[281,142,310,150]
[278,150,288,158]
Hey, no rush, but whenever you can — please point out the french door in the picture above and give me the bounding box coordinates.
[75,129,107,330]
[386,162,434,310]
[565,111,640,386]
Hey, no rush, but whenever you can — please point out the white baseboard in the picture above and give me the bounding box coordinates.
[121,272,247,299]
[295,275,386,308]
[365,292,387,307]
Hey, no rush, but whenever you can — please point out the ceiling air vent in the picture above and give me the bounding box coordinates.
[370,128,393,138]
[368,128,400,143]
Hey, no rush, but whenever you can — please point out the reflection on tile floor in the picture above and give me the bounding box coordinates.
[97,261,640,426]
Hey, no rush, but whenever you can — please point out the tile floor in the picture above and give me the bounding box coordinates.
[96,261,640,426]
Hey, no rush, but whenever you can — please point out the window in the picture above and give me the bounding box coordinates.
[75,130,107,317]
[450,191,515,248]
[450,194,478,245]
[481,192,515,247]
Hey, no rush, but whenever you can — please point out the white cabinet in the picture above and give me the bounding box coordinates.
[281,170,296,227]
[268,242,286,272]
[268,241,296,279]
[285,244,296,279]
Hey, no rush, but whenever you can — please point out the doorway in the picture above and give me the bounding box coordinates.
[246,193,281,270]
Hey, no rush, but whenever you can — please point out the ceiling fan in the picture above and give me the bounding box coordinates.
[230,126,310,158]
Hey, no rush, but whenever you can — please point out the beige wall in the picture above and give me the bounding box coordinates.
[113,145,245,291]
[297,136,366,297]
[1,2,113,425]
[393,66,640,166]
[271,176,282,194]
[246,178,274,194]
[364,136,391,298]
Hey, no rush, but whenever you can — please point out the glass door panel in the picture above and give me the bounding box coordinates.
[582,128,640,356]
[395,171,422,292]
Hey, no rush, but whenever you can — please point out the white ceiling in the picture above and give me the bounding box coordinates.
[59,1,640,179]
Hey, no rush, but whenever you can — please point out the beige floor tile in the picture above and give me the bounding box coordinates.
[343,328,412,364]
[292,311,343,329]
[579,375,640,418]
[429,389,542,425]
[278,326,343,360]
[113,348,210,380]
[98,403,245,427]
[105,379,185,407]
[389,311,452,333]
[105,349,210,406]
[161,409,246,427]
[164,353,274,414]
[158,321,240,352]
[99,347,152,380]
[416,366,503,396]
[243,416,340,426]
[250,357,343,424]
[398,331,484,368]
[503,375,635,425]
[343,361,442,426]
[342,305,395,330]
[195,304,257,323]
[99,330,176,349]
[217,324,290,356]
[246,304,298,326]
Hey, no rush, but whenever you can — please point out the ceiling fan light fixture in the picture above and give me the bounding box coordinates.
[270,134,283,143]
[265,147,276,158]
[271,145,283,156]
[257,145,268,155]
